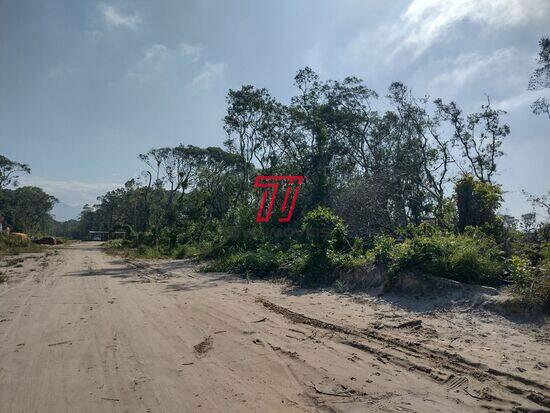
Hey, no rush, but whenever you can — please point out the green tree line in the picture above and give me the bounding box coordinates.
[77,65,548,307]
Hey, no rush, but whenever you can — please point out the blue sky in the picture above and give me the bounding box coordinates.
[1,0,549,220]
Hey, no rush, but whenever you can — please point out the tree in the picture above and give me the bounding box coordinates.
[385,83,455,227]
[520,212,537,233]
[523,190,550,218]
[224,86,281,181]
[0,155,30,190]
[139,145,206,225]
[528,37,550,119]
[284,67,378,208]
[529,37,550,90]
[2,186,57,233]
[531,97,550,120]
[455,175,502,232]
[436,98,509,184]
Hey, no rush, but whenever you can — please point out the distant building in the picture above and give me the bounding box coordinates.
[88,231,126,241]
[88,231,109,241]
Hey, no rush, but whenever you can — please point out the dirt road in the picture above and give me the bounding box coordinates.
[0,243,549,412]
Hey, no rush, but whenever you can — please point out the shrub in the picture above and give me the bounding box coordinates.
[0,233,30,248]
[507,255,534,288]
[329,250,375,270]
[220,202,263,251]
[172,243,200,259]
[351,237,365,257]
[203,245,280,278]
[371,235,397,265]
[0,233,41,255]
[507,250,550,307]
[302,206,348,250]
[372,228,503,285]
[455,175,502,232]
[295,207,348,285]
[104,239,127,249]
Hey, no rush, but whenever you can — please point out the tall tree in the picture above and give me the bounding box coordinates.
[436,98,509,184]
[224,86,281,181]
[0,155,30,190]
[2,186,57,233]
[528,37,550,120]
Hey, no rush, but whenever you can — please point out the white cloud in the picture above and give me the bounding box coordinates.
[127,44,171,84]
[494,89,548,112]
[99,3,141,29]
[431,48,515,87]
[385,0,549,61]
[180,42,203,62]
[191,62,226,90]
[20,176,121,207]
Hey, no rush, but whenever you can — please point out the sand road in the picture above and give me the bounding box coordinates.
[0,242,548,412]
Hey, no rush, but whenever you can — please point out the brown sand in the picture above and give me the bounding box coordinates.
[0,242,548,412]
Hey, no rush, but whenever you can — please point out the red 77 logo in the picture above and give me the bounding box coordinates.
[254,175,304,223]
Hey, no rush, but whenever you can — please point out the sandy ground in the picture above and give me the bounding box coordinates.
[0,242,548,412]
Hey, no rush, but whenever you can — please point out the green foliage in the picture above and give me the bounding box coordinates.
[104,239,127,250]
[373,228,503,284]
[507,245,550,307]
[204,245,280,277]
[455,175,502,232]
[371,235,397,265]
[329,250,375,271]
[292,207,348,285]
[0,233,42,255]
[34,68,544,309]
[1,186,57,234]
[506,255,534,289]
[302,206,348,250]
[172,243,198,259]
[0,154,30,190]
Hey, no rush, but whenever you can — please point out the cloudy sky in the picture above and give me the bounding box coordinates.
[1,0,549,220]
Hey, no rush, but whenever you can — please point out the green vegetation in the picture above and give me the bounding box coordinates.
[374,227,503,285]
[85,67,549,309]
[0,233,43,256]
[0,154,62,237]
[3,58,550,311]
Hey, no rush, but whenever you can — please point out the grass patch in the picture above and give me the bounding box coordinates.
[0,234,43,256]
[371,228,503,286]
[202,246,280,278]
[506,247,550,309]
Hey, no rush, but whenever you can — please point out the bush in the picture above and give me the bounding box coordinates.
[372,235,397,265]
[372,228,503,285]
[455,175,502,232]
[329,250,375,270]
[302,206,348,250]
[172,243,200,259]
[507,255,534,289]
[292,207,349,285]
[203,245,280,278]
[0,233,41,255]
[104,239,127,249]
[0,233,30,248]
[507,248,550,307]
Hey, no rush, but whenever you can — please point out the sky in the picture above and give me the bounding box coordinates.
[1,0,549,221]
